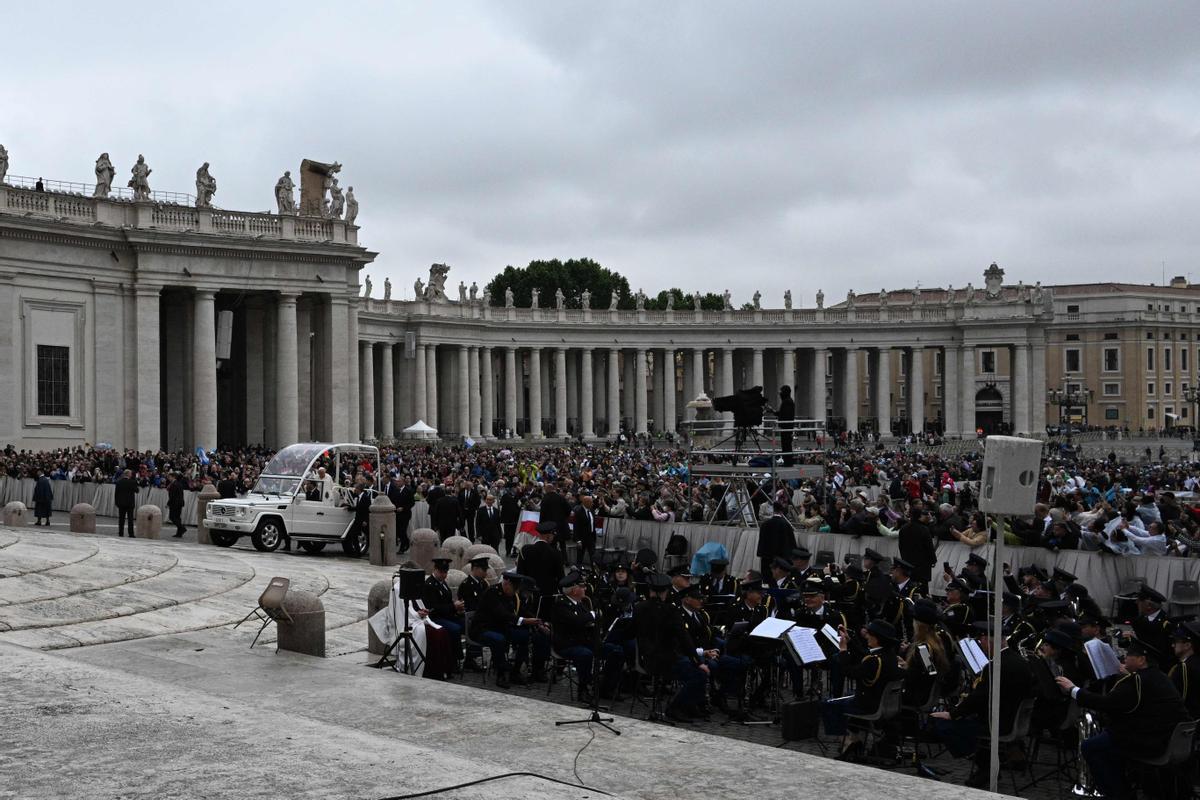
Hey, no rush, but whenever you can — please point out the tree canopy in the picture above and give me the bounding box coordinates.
[483,260,727,311]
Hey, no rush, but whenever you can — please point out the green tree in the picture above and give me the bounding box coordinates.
[483,258,634,309]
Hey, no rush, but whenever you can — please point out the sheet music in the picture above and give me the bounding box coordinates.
[820,623,840,647]
[750,617,795,639]
[1084,638,1123,680]
[958,637,989,675]
[786,626,826,664]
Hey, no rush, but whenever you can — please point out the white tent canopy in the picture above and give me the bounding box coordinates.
[402,420,438,439]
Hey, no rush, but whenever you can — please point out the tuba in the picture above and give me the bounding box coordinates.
[1071,710,1103,797]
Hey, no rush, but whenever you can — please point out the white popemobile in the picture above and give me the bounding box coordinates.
[204,442,380,555]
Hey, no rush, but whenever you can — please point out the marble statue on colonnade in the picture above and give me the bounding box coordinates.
[425,264,450,302]
[693,291,702,311]
[195,162,216,208]
[783,289,792,309]
[911,286,921,305]
[0,144,8,183]
[722,289,732,310]
[344,186,358,224]
[581,288,590,309]
[93,153,115,197]
[482,287,491,305]
[363,275,373,298]
[879,288,888,307]
[816,288,824,309]
[752,291,761,310]
[469,282,478,301]
[635,289,645,310]
[275,171,296,215]
[610,290,619,310]
[383,278,392,302]
[504,287,514,308]
[530,287,539,309]
[328,180,345,219]
[666,293,674,311]
[944,285,955,305]
[459,281,468,303]
[555,288,565,309]
[845,289,856,308]
[414,277,425,299]
[128,154,152,201]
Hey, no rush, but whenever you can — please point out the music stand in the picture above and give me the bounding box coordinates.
[233,576,291,649]
[372,568,427,674]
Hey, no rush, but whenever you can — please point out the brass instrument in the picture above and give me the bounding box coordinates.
[1071,710,1103,797]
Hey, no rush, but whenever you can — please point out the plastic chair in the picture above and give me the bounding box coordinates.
[1168,579,1200,617]
[1110,576,1146,618]
[814,550,836,569]
[232,576,291,648]
[627,640,673,724]
[547,644,578,700]
[462,611,492,685]
[995,697,1037,794]
[1128,720,1198,799]
[597,533,628,566]
[845,679,905,755]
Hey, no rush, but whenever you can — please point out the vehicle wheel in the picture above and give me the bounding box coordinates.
[342,526,368,557]
[210,531,237,548]
[298,541,326,554]
[251,519,285,552]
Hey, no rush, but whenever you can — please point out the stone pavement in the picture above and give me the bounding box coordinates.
[0,528,1050,799]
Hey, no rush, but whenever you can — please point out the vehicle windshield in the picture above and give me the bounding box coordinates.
[260,444,330,478]
[253,476,302,496]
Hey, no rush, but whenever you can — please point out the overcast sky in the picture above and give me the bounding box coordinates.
[4,2,1200,304]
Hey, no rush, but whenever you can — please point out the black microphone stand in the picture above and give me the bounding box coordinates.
[555,601,621,736]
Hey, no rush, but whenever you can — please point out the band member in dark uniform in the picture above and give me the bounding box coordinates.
[635,572,708,722]
[1056,637,1191,800]
[470,571,548,688]
[700,558,738,597]
[458,555,491,671]
[422,556,464,667]
[1130,586,1174,670]
[517,520,566,620]
[551,573,622,702]
[941,578,973,637]
[796,575,848,695]
[822,619,903,760]
[679,584,749,716]
[1168,621,1200,718]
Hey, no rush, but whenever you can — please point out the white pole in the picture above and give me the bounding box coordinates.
[989,514,1005,794]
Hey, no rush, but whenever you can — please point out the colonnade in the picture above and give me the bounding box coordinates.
[356,340,1047,440]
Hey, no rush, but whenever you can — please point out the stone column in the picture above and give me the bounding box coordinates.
[909,346,925,434]
[607,348,621,435]
[413,342,428,423]
[380,343,394,439]
[554,347,568,437]
[580,349,595,438]
[135,286,162,451]
[810,348,827,423]
[960,345,976,436]
[192,290,218,451]
[274,292,299,446]
[457,345,470,436]
[781,349,796,395]
[347,298,359,442]
[943,344,960,436]
[720,348,735,427]
[876,347,892,436]
[359,341,375,440]
[481,346,494,438]
[634,348,648,434]
[468,346,482,438]
[1012,343,1031,435]
[662,349,676,432]
[504,347,518,436]
[844,347,860,432]
[528,347,543,438]
[692,349,705,400]
[1031,340,1047,435]
[751,347,765,390]
[566,350,580,429]
[243,299,265,447]
[622,350,635,425]
[593,351,606,429]
[425,344,439,432]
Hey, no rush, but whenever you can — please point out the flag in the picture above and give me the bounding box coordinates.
[195,446,209,465]
[518,510,540,536]
[464,437,476,449]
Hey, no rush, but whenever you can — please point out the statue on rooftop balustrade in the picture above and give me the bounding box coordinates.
[530,287,540,309]
[0,144,8,184]
[344,186,358,225]
[128,154,152,201]
[195,162,216,208]
[845,289,856,308]
[581,288,590,309]
[363,275,372,298]
[722,289,732,310]
[635,289,645,311]
[458,281,468,303]
[505,287,514,308]
[878,288,888,307]
[275,171,296,215]
[555,288,565,310]
[783,289,792,310]
[752,291,761,310]
[666,293,674,311]
[469,282,478,301]
[93,153,114,197]
[414,277,425,299]
[425,263,450,302]
[327,180,345,219]
[693,291,702,311]
[816,288,824,309]
[609,290,619,311]
[383,278,392,302]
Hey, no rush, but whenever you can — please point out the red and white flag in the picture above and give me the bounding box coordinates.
[518,510,540,535]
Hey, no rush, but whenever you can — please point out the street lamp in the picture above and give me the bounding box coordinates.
[1046,386,1095,429]
[1182,385,1200,433]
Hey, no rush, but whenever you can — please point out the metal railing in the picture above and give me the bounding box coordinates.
[4,173,197,206]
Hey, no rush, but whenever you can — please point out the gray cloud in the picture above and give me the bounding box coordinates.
[3,1,1200,303]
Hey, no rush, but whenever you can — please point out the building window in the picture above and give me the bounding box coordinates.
[1147,382,1156,396]
[1104,332,1118,340]
[1165,382,1173,396]
[934,384,943,398]
[1147,332,1155,339]
[1066,333,1080,341]
[1147,348,1155,370]
[1065,348,1082,373]
[1105,407,1120,420]
[1148,303,1155,311]
[1185,407,1190,419]
[1103,347,1120,372]
[1165,348,1173,371]
[1148,407,1156,420]
[36,345,70,417]
[935,351,943,376]
[1067,304,1080,313]
[1184,348,1189,372]
[1102,383,1120,396]
[980,350,996,374]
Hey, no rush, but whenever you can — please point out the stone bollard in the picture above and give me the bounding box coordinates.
[3,501,28,527]
[367,579,392,656]
[442,535,472,570]
[135,505,162,539]
[446,568,467,597]
[196,483,220,545]
[409,528,440,572]
[463,543,497,563]
[69,503,97,534]
[277,590,325,657]
[484,553,507,583]
[368,494,398,567]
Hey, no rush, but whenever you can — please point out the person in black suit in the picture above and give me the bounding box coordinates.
[932,620,1036,786]
[1056,637,1192,800]
[469,571,548,688]
[539,484,572,556]
[898,506,937,584]
[432,490,462,543]
[167,473,186,537]
[498,483,521,556]
[822,619,904,759]
[114,469,138,538]
[635,572,708,722]
[680,584,749,716]
[386,474,414,553]
[474,493,503,551]
[342,481,372,555]
[458,556,491,672]
[757,501,796,576]
[571,493,597,564]
[1168,621,1200,719]
[776,385,796,466]
[516,520,565,684]
[1130,585,1175,670]
[459,482,482,542]
[552,573,622,702]
[422,556,464,668]
[217,471,238,499]
[700,558,739,597]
